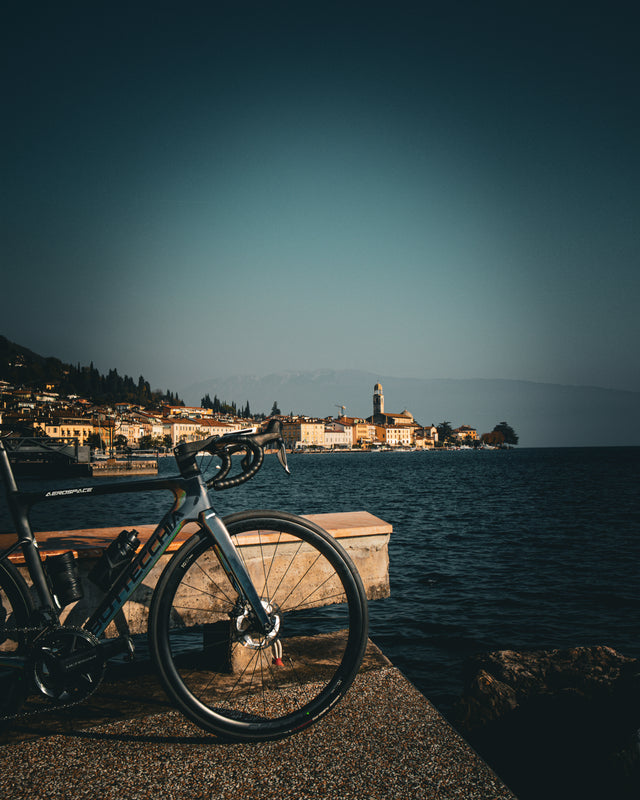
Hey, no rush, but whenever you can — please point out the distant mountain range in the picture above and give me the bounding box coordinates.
[184,369,640,448]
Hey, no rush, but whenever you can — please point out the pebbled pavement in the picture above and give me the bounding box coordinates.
[0,660,517,800]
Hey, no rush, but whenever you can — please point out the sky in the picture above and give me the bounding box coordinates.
[3,1,639,396]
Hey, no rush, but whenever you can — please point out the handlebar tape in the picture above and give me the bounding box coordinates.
[205,419,282,491]
[208,440,263,491]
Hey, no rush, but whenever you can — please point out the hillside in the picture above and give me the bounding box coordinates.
[0,335,182,407]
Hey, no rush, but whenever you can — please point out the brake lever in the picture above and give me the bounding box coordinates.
[276,439,290,474]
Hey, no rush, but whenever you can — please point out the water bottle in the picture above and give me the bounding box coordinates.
[88,529,140,591]
[46,551,84,607]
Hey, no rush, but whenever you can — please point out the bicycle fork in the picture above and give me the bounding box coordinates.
[199,511,275,638]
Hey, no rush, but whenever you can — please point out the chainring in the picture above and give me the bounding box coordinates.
[32,627,105,704]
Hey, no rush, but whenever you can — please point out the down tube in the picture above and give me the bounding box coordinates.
[85,511,189,638]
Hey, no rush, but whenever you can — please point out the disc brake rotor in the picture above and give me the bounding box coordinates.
[234,600,281,649]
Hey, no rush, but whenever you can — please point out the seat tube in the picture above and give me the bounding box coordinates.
[201,511,272,632]
[0,440,55,611]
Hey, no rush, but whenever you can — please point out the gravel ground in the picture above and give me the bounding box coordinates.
[0,667,517,800]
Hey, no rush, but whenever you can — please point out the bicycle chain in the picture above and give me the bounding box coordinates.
[0,625,104,723]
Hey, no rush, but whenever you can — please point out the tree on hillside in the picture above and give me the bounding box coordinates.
[270,401,281,416]
[201,393,240,415]
[137,375,151,401]
[162,390,183,406]
[493,421,519,445]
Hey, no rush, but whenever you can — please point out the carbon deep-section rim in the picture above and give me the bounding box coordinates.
[149,510,368,741]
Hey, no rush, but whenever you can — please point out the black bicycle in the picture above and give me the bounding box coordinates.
[0,420,368,741]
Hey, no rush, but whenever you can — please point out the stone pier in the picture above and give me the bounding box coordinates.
[2,511,392,637]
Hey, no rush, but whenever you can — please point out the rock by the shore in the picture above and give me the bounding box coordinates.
[453,646,640,800]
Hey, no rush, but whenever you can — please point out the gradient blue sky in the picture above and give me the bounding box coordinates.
[3,2,639,395]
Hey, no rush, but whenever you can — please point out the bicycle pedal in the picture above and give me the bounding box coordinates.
[272,657,284,666]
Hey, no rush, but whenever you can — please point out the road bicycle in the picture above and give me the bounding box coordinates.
[0,420,368,741]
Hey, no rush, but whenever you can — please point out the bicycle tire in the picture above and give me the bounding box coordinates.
[149,509,368,741]
[0,558,33,718]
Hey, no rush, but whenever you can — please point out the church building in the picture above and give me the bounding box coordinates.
[368,383,438,448]
[369,382,417,427]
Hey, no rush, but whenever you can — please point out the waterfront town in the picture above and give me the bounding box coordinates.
[0,378,491,455]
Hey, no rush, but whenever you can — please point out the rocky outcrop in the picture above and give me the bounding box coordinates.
[453,646,640,800]
[457,645,637,729]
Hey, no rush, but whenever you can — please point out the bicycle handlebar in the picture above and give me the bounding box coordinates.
[173,419,286,490]
[206,437,264,490]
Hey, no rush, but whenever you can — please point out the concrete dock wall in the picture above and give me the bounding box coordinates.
[3,511,391,637]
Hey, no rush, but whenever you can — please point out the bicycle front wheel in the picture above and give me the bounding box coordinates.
[149,510,368,741]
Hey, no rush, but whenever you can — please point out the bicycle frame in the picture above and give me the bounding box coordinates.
[0,425,370,743]
[0,440,272,645]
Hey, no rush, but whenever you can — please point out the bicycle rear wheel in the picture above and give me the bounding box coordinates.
[0,559,33,718]
[149,510,368,741]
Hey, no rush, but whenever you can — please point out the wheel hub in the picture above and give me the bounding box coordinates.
[233,600,281,649]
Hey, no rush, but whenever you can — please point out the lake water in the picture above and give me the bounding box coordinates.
[2,446,639,717]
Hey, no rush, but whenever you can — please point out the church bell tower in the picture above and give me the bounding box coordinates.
[373,383,384,418]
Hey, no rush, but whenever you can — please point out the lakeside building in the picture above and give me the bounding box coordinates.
[162,405,214,419]
[454,425,478,442]
[167,418,204,446]
[38,417,94,446]
[324,421,353,449]
[92,416,116,450]
[164,416,247,446]
[117,417,153,448]
[337,417,376,447]
[415,425,439,449]
[281,418,326,450]
[375,423,413,448]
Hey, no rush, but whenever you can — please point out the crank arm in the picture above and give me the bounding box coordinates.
[59,636,134,674]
